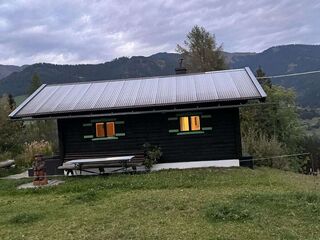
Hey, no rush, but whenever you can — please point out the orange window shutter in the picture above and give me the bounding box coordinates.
[191,116,201,131]
[180,117,189,131]
[96,123,105,137]
[106,122,116,137]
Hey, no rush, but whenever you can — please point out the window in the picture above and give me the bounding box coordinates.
[179,115,201,132]
[96,123,105,137]
[96,122,116,137]
[180,116,189,131]
[106,122,115,137]
[190,116,201,131]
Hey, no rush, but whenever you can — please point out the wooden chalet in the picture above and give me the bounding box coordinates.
[9,68,266,170]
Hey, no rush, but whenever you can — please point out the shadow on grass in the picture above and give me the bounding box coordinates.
[8,212,43,225]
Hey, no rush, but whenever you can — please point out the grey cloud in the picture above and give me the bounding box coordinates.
[0,0,319,65]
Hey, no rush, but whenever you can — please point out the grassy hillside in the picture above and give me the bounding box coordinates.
[1,168,320,239]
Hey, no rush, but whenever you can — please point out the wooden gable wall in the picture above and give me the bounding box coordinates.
[57,108,242,163]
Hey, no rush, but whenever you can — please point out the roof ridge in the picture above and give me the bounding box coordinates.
[45,68,247,87]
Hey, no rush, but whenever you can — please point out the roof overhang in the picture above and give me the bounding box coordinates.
[11,99,269,121]
[9,67,267,120]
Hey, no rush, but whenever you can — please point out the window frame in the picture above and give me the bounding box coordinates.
[95,121,116,138]
[168,113,212,135]
[95,122,106,138]
[106,121,116,137]
[190,115,201,131]
[179,116,190,132]
[179,115,202,133]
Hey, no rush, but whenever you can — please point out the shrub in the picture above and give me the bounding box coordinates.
[0,151,13,161]
[143,143,163,169]
[242,129,290,169]
[21,140,53,166]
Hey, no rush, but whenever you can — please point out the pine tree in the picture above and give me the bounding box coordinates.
[7,94,16,110]
[256,66,272,88]
[29,73,42,95]
[176,25,227,73]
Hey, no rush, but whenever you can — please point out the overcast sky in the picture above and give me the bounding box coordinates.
[0,0,319,65]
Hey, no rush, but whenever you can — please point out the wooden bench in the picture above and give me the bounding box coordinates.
[59,152,145,175]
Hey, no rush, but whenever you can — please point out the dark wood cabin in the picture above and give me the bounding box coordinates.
[9,68,266,168]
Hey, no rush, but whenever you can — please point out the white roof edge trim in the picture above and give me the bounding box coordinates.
[244,67,267,98]
[9,84,47,118]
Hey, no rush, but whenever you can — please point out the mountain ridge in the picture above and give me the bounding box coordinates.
[1,44,320,107]
[0,64,27,79]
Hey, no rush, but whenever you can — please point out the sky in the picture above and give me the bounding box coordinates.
[0,0,319,66]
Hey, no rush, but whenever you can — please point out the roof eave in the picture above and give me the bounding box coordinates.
[8,84,47,118]
[11,97,265,120]
[244,67,267,98]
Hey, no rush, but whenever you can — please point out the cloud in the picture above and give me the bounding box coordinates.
[0,0,319,65]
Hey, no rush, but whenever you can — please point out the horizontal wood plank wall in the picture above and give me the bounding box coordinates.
[58,108,241,163]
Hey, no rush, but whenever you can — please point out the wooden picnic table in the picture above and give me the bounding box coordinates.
[58,155,138,175]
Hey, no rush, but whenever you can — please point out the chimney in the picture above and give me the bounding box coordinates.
[175,58,187,74]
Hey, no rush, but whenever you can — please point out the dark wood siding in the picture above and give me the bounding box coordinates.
[58,108,242,163]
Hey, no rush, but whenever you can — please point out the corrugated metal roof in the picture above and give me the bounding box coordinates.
[9,67,267,119]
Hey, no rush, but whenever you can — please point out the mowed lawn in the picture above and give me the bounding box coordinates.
[0,168,320,240]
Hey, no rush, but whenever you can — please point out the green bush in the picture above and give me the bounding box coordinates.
[242,129,290,169]
[0,151,13,161]
[20,140,54,166]
[143,143,163,169]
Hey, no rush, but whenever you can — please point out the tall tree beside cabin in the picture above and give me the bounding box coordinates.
[176,25,227,72]
[256,65,272,88]
[7,94,16,110]
[29,73,42,95]
[27,72,58,153]
[0,95,24,155]
[240,67,304,171]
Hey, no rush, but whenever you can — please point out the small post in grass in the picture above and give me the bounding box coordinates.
[33,154,48,186]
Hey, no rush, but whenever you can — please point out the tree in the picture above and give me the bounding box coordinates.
[240,67,304,170]
[176,25,227,73]
[29,73,42,95]
[256,65,272,88]
[0,95,24,155]
[7,94,16,110]
[301,135,320,172]
[242,67,302,146]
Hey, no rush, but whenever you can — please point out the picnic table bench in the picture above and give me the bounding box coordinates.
[58,154,145,175]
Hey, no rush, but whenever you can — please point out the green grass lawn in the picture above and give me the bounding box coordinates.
[1,168,320,240]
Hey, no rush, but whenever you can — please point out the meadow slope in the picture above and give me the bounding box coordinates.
[0,168,320,240]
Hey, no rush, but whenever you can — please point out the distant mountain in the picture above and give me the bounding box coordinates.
[231,44,320,74]
[230,44,320,107]
[0,53,180,97]
[1,44,320,107]
[0,64,26,79]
